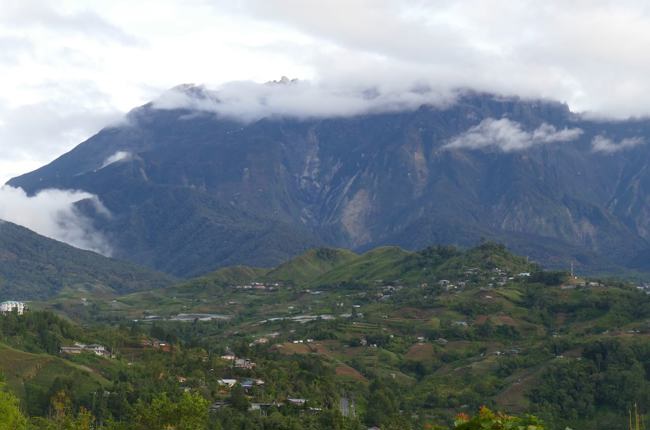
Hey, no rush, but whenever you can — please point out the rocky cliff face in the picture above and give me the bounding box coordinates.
[9,90,650,276]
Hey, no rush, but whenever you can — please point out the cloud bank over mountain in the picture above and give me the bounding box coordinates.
[0,185,111,255]
[153,80,455,121]
[591,135,646,153]
[5,1,650,183]
[444,118,583,152]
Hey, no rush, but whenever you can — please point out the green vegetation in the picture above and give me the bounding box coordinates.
[0,380,28,429]
[265,248,359,284]
[5,243,650,428]
[0,220,173,299]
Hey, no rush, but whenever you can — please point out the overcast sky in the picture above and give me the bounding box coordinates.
[2,0,650,184]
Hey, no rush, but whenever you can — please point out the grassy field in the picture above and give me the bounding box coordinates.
[0,342,108,410]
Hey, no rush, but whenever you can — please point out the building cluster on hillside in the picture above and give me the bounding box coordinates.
[636,283,650,294]
[0,301,26,315]
[249,332,280,347]
[561,280,604,290]
[60,342,111,357]
[217,377,265,391]
[140,338,173,352]
[220,351,256,369]
[234,282,280,291]
[213,352,317,414]
[210,397,314,415]
[374,284,403,301]
[435,266,534,292]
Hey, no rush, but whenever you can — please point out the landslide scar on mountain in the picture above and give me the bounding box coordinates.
[341,189,373,246]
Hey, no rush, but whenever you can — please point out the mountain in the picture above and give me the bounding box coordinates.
[0,220,173,299]
[9,88,650,276]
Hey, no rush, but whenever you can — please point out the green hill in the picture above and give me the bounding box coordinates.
[311,246,413,286]
[264,247,358,284]
[92,242,539,320]
[0,220,173,299]
[134,243,533,301]
[0,342,108,414]
[312,242,534,288]
[199,265,269,287]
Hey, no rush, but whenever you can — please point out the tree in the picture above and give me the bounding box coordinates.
[0,381,28,430]
[130,392,208,430]
[32,390,95,430]
[229,384,250,412]
[364,380,399,427]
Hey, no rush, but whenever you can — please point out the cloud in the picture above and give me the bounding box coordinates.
[0,1,139,45]
[0,82,122,184]
[0,185,112,256]
[153,79,456,121]
[227,0,650,118]
[591,135,645,153]
[444,118,583,152]
[0,36,33,63]
[6,0,650,186]
[99,151,133,169]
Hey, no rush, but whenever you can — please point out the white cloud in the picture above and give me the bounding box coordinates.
[153,79,455,121]
[0,80,122,184]
[0,185,112,256]
[3,0,650,183]
[229,0,650,117]
[445,118,583,152]
[591,135,645,153]
[0,1,139,45]
[100,150,132,169]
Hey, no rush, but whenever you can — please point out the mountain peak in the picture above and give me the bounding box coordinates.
[8,91,650,277]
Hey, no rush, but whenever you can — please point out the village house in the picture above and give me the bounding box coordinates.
[249,401,284,416]
[287,398,307,406]
[0,301,26,315]
[234,358,256,369]
[60,342,110,357]
[250,337,269,346]
[140,338,172,352]
[217,378,238,388]
[220,352,236,361]
[241,378,265,391]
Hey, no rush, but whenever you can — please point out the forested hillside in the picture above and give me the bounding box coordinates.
[0,220,172,299]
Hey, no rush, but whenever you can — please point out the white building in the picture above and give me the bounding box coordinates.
[217,379,238,388]
[0,301,26,315]
[60,342,110,357]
